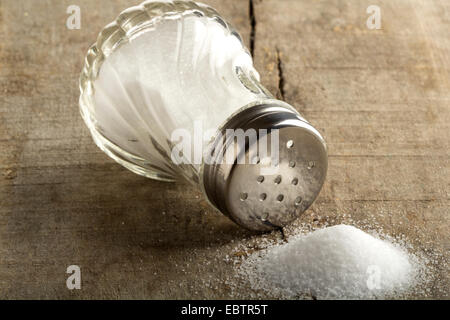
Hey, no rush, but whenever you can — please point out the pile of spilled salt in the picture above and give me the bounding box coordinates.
[239,225,422,299]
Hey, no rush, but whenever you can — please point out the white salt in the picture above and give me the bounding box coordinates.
[239,225,422,299]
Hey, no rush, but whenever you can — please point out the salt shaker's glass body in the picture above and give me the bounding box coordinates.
[80,1,328,231]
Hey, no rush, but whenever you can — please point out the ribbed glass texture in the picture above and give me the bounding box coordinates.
[79,1,274,182]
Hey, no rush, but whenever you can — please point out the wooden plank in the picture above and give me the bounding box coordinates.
[253,0,449,297]
[0,0,257,299]
[0,0,448,298]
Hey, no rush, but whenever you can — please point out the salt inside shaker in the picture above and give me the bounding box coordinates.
[79,0,328,231]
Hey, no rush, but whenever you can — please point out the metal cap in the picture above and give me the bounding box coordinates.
[202,103,328,231]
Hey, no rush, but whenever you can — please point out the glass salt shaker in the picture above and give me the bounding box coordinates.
[79,0,328,231]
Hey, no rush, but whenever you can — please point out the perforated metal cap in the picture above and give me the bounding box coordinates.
[202,103,328,231]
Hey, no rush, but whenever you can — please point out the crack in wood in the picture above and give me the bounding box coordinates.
[249,0,256,57]
[276,47,285,100]
[279,227,288,243]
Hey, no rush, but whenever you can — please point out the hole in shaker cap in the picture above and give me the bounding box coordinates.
[286,140,294,148]
[257,176,264,183]
[292,178,298,185]
[261,212,269,221]
[240,193,248,201]
[259,193,267,201]
[294,196,303,206]
[274,175,282,184]
[289,160,296,168]
[277,194,284,202]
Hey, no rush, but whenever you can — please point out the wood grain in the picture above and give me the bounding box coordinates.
[0,0,448,298]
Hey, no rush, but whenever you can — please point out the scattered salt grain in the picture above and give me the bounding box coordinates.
[239,224,423,299]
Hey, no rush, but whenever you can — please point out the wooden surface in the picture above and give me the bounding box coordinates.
[0,0,448,299]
